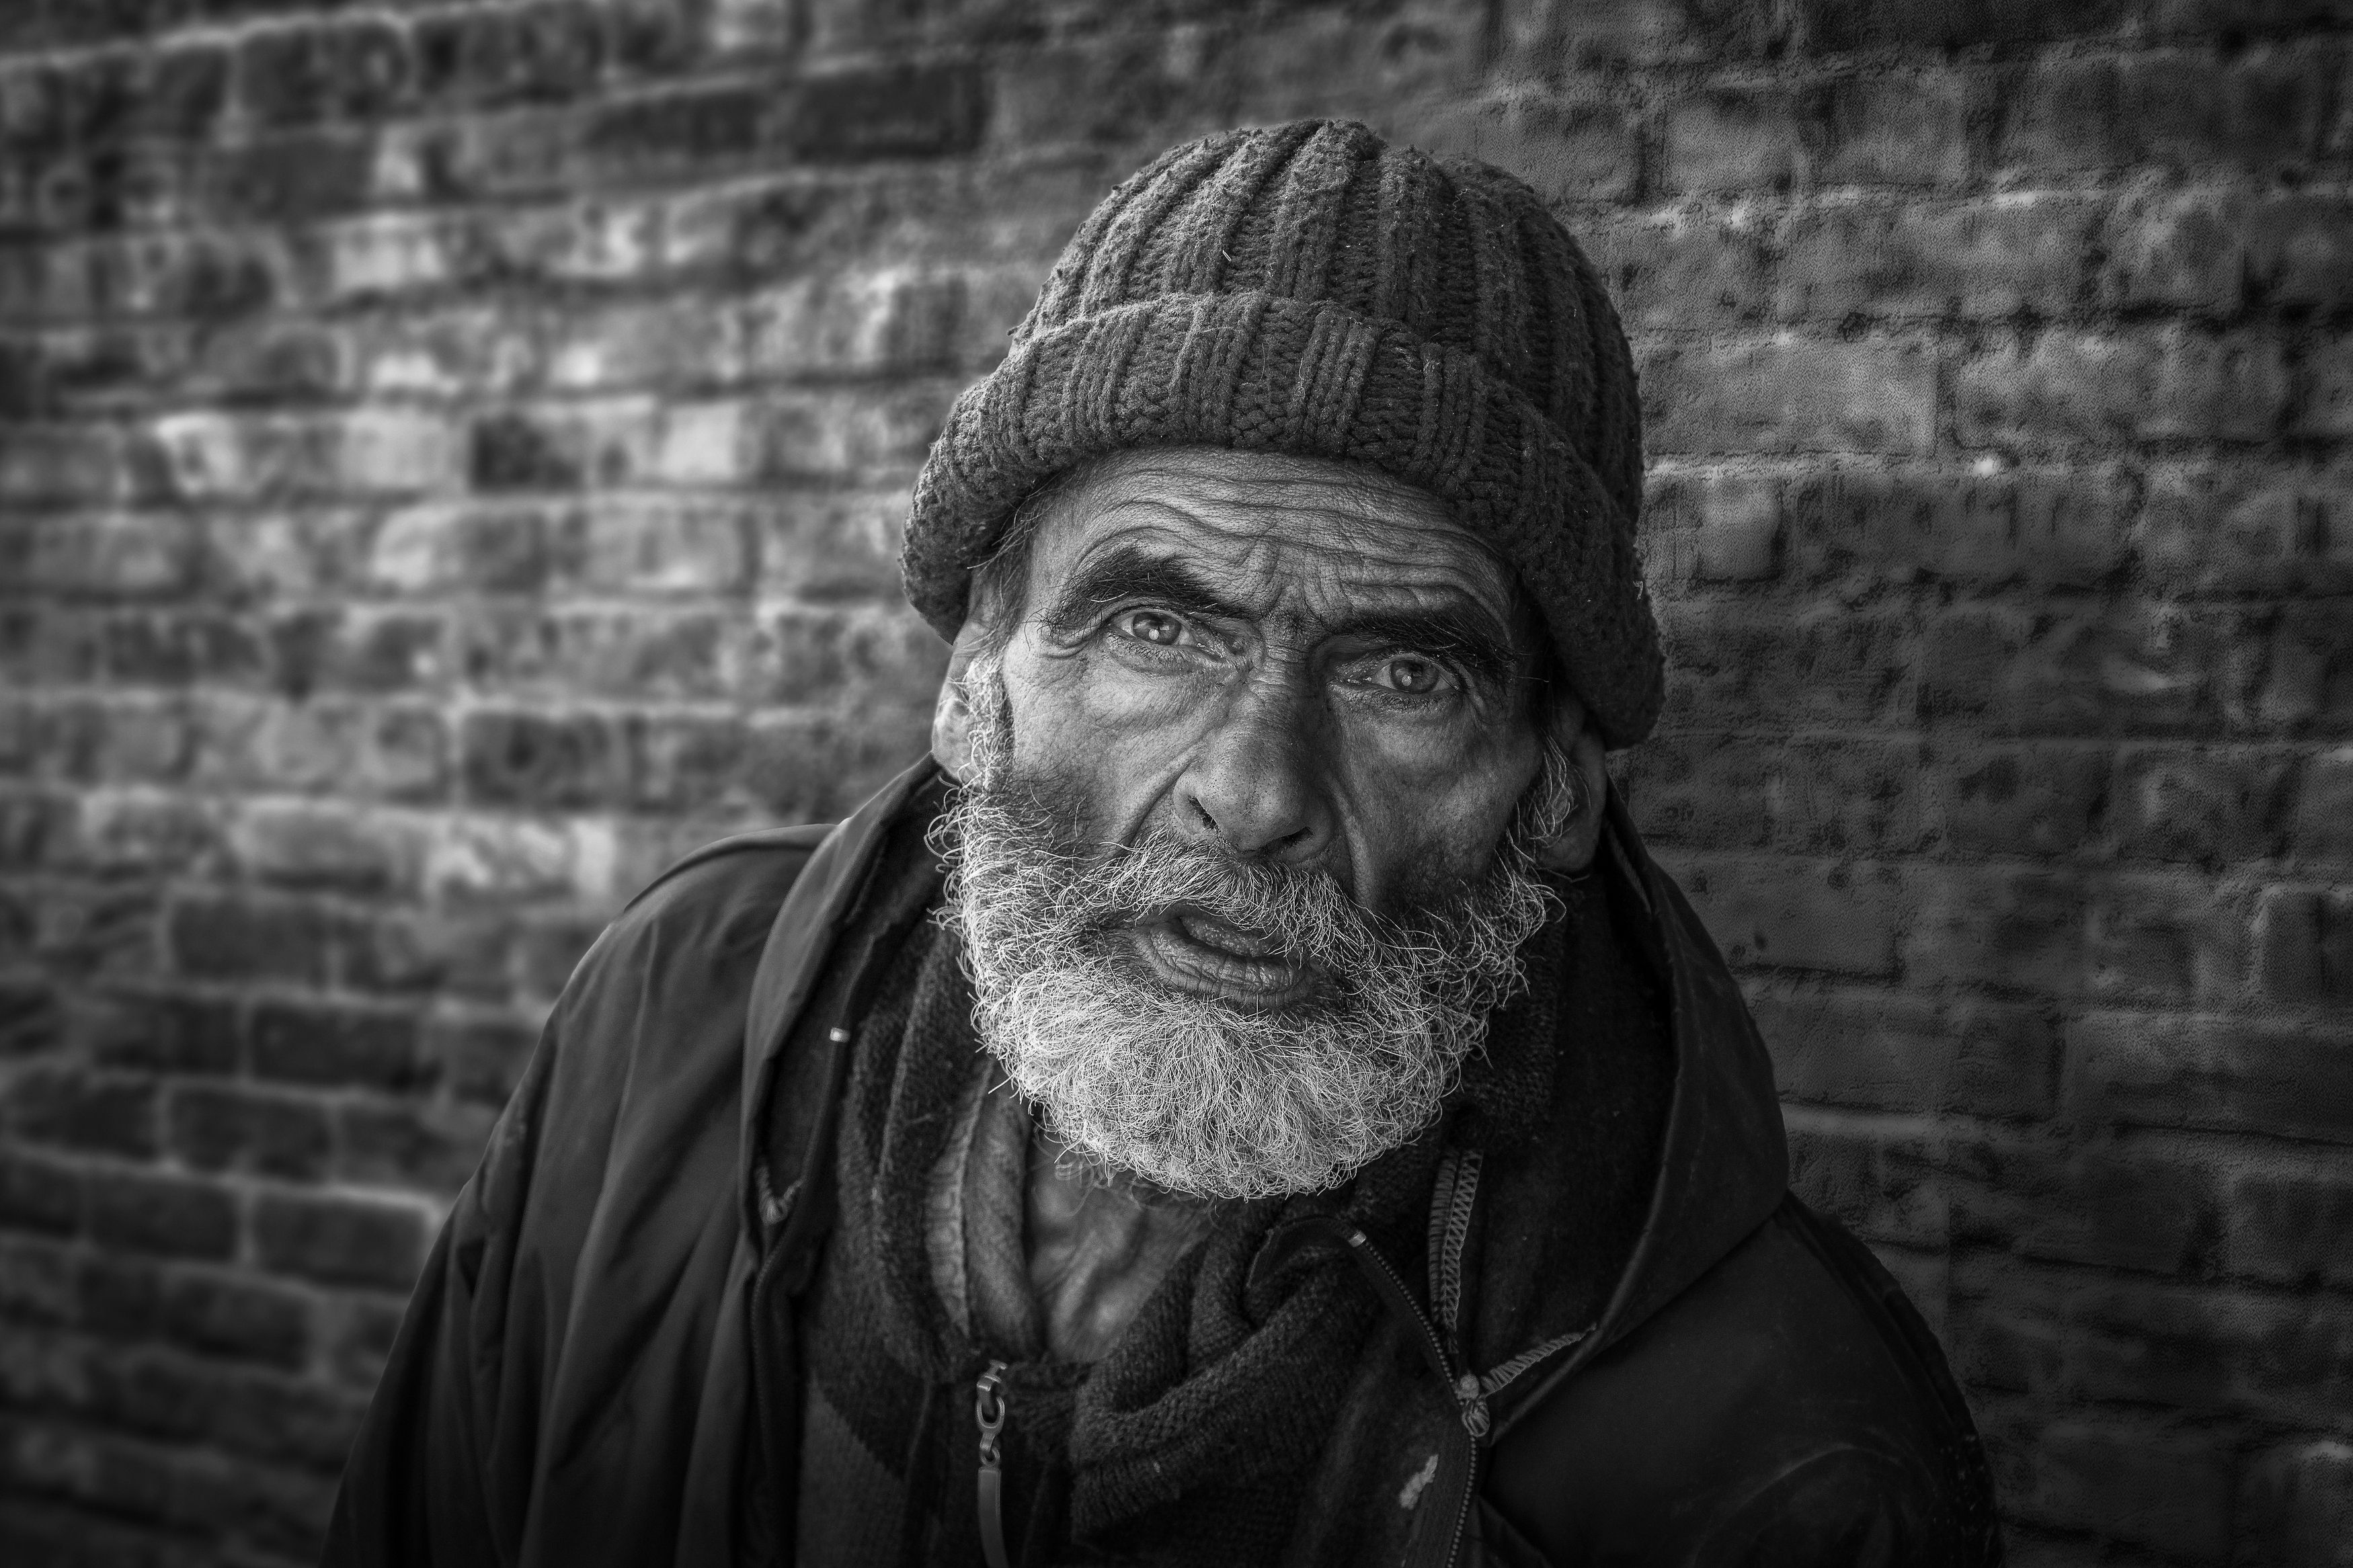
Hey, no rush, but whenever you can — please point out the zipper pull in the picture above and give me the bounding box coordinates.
[974,1360,1011,1568]
[1453,1371,1492,1441]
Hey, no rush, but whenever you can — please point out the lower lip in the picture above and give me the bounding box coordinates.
[1129,921,1317,1009]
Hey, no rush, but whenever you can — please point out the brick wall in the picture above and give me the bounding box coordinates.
[0,1,2346,1562]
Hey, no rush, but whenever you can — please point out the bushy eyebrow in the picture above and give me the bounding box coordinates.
[1041,545,1251,637]
[1323,608,1518,688]
[1041,542,1523,688]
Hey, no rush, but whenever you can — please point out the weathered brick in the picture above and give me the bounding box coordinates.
[1661,84,1802,193]
[237,20,413,130]
[2067,1011,2353,1141]
[2137,463,2353,597]
[201,129,378,223]
[2085,873,2247,1002]
[742,708,928,822]
[1408,88,1641,205]
[413,1,608,108]
[1919,602,2250,738]
[629,712,748,813]
[1952,1134,2224,1276]
[1669,854,1905,976]
[151,408,462,501]
[2223,1161,2353,1290]
[1997,47,2336,175]
[251,1192,426,1291]
[248,1001,426,1094]
[1955,330,2292,450]
[550,294,742,388]
[0,1234,73,1325]
[1779,736,1927,855]
[735,264,968,379]
[1784,1108,1947,1248]
[77,989,236,1077]
[166,1083,331,1182]
[1926,742,2110,858]
[69,790,219,878]
[425,812,610,905]
[753,487,909,603]
[2109,745,2295,866]
[2239,1439,2353,1568]
[2260,602,2353,735]
[750,604,943,712]
[1793,0,2136,48]
[2292,745,2353,866]
[0,1147,79,1235]
[1903,866,2089,995]
[1755,989,2059,1118]
[2253,884,2353,1004]
[1985,1407,2236,1561]
[1661,602,1915,729]
[194,696,449,804]
[75,1254,311,1371]
[340,909,513,1003]
[459,708,630,810]
[745,382,951,479]
[167,895,331,986]
[1784,464,2129,589]
[0,982,59,1057]
[2299,331,2353,440]
[457,605,740,702]
[3,1067,156,1159]
[1958,1257,2353,1428]
[1642,335,1937,456]
[85,1170,235,1262]
[1778,195,2096,322]
[366,500,552,597]
[229,800,425,895]
[337,1098,494,1196]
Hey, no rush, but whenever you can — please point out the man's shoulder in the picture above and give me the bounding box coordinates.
[584,823,836,975]
[1488,1195,1999,1563]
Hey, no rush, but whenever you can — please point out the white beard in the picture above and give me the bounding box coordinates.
[935,661,1572,1201]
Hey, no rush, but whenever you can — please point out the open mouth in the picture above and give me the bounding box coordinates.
[1128,905,1317,1009]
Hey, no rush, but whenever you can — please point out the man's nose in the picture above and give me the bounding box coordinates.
[1172,682,1330,862]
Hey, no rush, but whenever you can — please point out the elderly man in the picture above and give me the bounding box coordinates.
[329,121,2000,1567]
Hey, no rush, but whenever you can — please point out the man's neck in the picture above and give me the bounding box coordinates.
[1023,1130,1211,1363]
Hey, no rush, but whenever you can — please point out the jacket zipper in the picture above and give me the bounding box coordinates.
[974,1359,1011,1568]
[1341,1227,1487,1567]
[1330,1151,1598,1567]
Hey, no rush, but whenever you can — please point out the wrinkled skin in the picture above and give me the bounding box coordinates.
[934,445,1610,1007]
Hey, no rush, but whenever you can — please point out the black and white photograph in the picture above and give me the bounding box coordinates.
[0,1,2347,1565]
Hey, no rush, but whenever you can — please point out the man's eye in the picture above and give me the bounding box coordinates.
[1378,656,1449,694]
[1117,610,1186,647]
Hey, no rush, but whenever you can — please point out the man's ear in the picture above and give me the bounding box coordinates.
[930,618,994,782]
[1531,691,1611,873]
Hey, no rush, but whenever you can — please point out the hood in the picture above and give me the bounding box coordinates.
[1484,792,1790,1440]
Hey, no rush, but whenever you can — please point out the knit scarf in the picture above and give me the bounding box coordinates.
[800,869,1583,1565]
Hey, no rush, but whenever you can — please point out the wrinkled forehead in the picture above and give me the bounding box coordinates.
[1017,447,1538,640]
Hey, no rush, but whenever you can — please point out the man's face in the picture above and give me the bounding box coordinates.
[994,446,1549,956]
[939,448,1574,1200]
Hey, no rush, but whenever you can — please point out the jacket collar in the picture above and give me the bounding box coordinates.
[736,757,941,1241]
[1487,792,1789,1437]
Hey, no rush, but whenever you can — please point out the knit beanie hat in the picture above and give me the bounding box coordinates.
[900,118,1662,747]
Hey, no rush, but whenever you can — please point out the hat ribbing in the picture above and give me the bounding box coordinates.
[900,118,1662,747]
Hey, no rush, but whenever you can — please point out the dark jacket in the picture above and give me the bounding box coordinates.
[327,761,2001,1567]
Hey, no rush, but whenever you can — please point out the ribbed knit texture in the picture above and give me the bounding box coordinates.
[900,118,1663,747]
